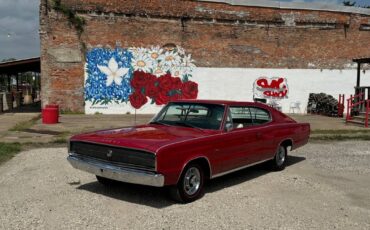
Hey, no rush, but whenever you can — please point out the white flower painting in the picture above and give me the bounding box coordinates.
[129,46,196,79]
[97,57,129,86]
[131,53,153,73]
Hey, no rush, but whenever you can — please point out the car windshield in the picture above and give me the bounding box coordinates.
[151,102,225,130]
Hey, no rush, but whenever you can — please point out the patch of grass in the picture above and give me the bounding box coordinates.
[52,137,68,144]
[310,135,370,141]
[9,115,41,132]
[0,142,22,164]
[312,129,370,134]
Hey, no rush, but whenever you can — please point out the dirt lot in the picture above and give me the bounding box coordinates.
[0,141,369,230]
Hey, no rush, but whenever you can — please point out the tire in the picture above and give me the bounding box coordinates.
[271,145,287,171]
[96,175,118,186]
[169,163,205,203]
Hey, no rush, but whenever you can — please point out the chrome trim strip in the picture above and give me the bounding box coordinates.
[211,158,274,179]
[67,154,164,187]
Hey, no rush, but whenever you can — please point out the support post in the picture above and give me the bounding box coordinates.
[356,63,361,90]
[366,100,369,128]
[7,74,10,91]
[346,96,351,121]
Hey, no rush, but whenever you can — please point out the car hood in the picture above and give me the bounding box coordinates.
[70,124,217,153]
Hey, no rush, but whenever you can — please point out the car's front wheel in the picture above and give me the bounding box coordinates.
[170,163,204,203]
[271,145,287,171]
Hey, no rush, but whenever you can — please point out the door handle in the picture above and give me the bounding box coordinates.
[256,132,262,138]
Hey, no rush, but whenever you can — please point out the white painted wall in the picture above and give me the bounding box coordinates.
[85,68,370,114]
[194,68,370,114]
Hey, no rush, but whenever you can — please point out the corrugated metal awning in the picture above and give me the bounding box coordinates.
[0,57,40,74]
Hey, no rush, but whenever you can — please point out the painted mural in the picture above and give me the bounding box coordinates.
[84,46,198,113]
[253,77,289,99]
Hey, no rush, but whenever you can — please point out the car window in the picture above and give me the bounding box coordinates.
[230,106,271,128]
[249,107,271,125]
[229,107,253,129]
[153,102,225,130]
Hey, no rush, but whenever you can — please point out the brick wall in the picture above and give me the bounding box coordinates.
[40,0,370,112]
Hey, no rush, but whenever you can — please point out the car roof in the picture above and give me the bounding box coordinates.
[171,99,269,107]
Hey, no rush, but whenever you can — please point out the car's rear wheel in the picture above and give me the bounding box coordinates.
[271,145,287,171]
[96,175,117,186]
[170,163,204,203]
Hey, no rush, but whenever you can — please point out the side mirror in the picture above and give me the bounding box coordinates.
[225,123,233,132]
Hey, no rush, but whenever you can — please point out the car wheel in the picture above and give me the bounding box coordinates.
[96,175,117,186]
[170,163,204,203]
[271,145,287,171]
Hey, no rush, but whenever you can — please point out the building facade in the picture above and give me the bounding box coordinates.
[40,0,370,114]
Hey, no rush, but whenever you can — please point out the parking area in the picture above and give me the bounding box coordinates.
[0,141,369,229]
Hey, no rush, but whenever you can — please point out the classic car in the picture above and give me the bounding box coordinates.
[67,100,310,202]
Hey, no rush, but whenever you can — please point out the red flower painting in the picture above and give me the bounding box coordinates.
[129,92,148,109]
[129,71,198,109]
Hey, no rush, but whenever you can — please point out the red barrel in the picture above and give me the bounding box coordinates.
[45,104,59,110]
[42,108,59,124]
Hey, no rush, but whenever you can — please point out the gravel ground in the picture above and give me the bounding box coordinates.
[0,141,369,230]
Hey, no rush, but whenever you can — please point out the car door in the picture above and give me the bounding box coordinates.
[212,106,259,173]
[247,106,276,162]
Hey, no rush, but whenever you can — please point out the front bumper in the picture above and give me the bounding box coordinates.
[67,154,164,187]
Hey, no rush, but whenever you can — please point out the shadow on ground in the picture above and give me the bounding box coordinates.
[1,101,41,113]
[206,155,305,193]
[76,155,305,208]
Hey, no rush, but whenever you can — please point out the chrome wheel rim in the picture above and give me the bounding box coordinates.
[183,167,201,196]
[276,146,286,166]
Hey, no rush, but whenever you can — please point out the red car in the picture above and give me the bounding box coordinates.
[68,100,310,202]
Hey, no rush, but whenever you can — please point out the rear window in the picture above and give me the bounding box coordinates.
[230,106,271,128]
[249,107,271,124]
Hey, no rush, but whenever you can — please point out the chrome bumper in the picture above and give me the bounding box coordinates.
[67,154,164,187]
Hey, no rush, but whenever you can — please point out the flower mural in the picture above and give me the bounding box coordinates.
[97,57,129,86]
[85,48,133,105]
[85,46,198,111]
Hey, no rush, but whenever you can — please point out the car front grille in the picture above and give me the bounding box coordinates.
[69,141,156,171]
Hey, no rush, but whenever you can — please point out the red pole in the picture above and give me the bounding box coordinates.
[346,98,350,121]
[348,94,353,121]
[338,94,341,117]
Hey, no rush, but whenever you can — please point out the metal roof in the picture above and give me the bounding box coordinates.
[353,58,370,64]
[0,57,40,74]
[198,0,370,16]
